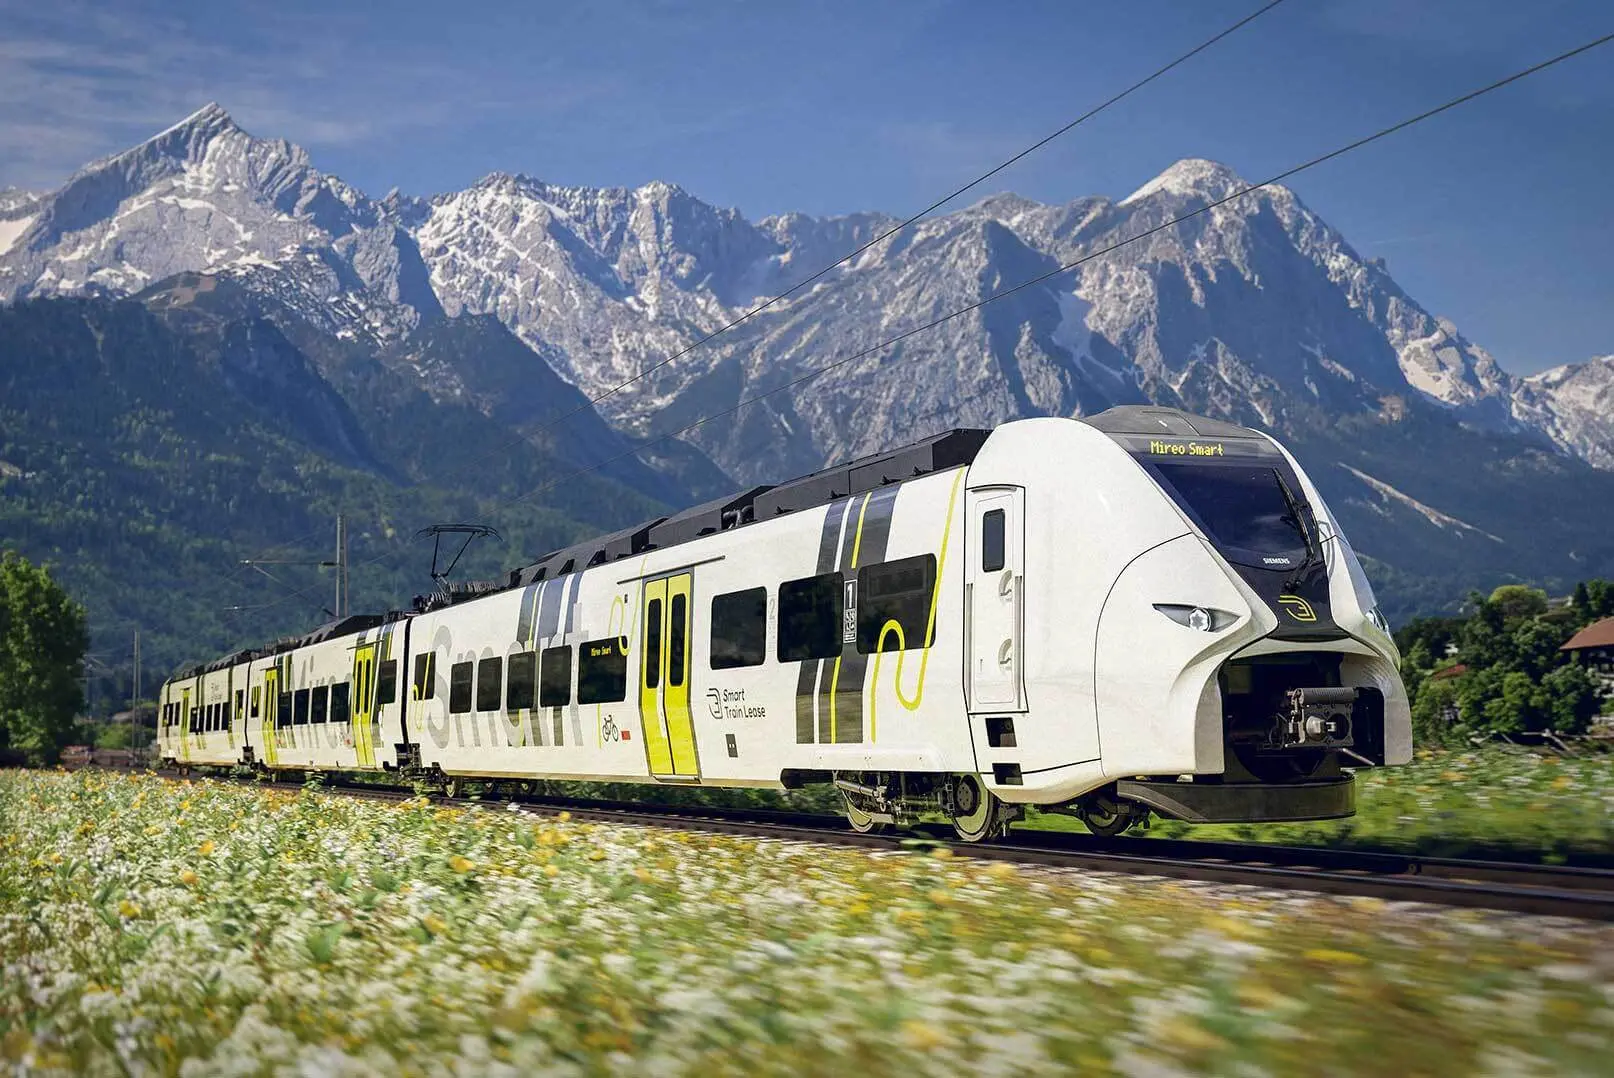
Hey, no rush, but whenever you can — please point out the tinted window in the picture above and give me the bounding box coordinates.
[858,555,938,653]
[311,685,329,724]
[668,594,688,689]
[779,573,842,661]
[540,646,572,708]
[235,690,245,723]
[294,689,310,726]
[477,657,503,711]
[507,652,537,711]
[644,598,663,689]
[982,509,1005,572]
[711,588,766,669]
[413,653,435,701]
[377,661,398,706]
[578,638,627,704]
[449,661,473,714]
[277,693,292,728]
[1148,461,1312,570]
[250,687,260,718]
[331,683,351,724]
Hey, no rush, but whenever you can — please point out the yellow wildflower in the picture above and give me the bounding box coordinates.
[198,840,215,856]
[449,855,475,873]
[179,869,198,887]
[117,899,140,919]
[929,846,953,860]
[556,811,571,822]
[543,864,560,878]
[1303,948,1368,965]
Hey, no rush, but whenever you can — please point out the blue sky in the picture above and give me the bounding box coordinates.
[1,0,1609,374]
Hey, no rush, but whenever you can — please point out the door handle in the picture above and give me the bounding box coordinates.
[998,568,1014,597]
[997,639,1013,666]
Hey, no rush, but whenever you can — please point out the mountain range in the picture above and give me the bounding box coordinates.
[2,103,1612,671]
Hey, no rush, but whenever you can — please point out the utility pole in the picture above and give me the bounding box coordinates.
[131,629,141,761]
[335,513,348,619]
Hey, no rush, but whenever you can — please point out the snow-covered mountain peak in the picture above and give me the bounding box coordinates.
[1120,158,1250,206]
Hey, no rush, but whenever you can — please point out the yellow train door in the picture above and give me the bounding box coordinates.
[637,572,700,780]
[179,687,192,763]
[262,668,280,766]
[351,642,378,767]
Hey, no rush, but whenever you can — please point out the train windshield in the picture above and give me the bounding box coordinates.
[1149,460,1314,570]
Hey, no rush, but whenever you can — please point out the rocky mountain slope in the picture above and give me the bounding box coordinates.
[2,104,1611,623]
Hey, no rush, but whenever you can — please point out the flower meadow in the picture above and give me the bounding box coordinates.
[3,771,1613,1076]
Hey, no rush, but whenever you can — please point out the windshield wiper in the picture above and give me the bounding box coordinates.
[1272,467,1319,583]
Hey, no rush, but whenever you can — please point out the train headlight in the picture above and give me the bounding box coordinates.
[1367,606,1391,636]
[1153,604,1230,632]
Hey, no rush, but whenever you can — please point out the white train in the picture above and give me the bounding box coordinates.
[159,407,1412,840]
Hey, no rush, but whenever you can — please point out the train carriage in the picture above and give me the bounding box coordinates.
[159,407,1412,841]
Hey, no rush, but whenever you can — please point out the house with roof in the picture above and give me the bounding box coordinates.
[1561,616,1614,698]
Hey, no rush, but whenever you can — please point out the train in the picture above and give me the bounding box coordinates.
[159,406,1412,841]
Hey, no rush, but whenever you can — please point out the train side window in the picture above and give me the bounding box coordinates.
[668,594,688,688]
[277,693,292,728]
[644,599,663,690]
[294,689,310,725]
[578,638,627,704]
[982,509,1006,572]
[377,661,398,706]
[190,707,199,733]
[507,652,537,711]
[710,587,766,669]
[778,572,843,661]
[449,661,474,714]
[413,653,436,701]
[858,555,938,654]
[331,683,351,724]
[539,646,572,708]
[311,685,330,724]
[250,687,261,718]
[235,690,245,723]
[477,657,503,711]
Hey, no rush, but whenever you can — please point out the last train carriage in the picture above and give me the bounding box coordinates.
[158,407,1412,841]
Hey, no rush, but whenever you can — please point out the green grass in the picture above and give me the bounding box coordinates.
[3,769,1612,1076]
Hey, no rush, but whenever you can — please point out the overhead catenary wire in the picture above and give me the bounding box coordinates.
[218,0,1290,626]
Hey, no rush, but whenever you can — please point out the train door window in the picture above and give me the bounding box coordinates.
[578,639,627,704]
[982,509,1006,572]
[311,686,330,724]
[377,661,398,706]
[668,594,688,688]
[507,652,537,711]
[449,661,474,714]
[778,572,843,661]
[234,690,245,724]
[331,683,351,725]
[190,707,199,733]
[539,646,572,707]
[212,703,222,730]
[413,653,436,701]
[710,588,766,668]
[293,689,310,725]
[644,599,663,689]
[477,657,503,711]
[857,555,938,654]
[278,693,292,728]
[250,687,261,718]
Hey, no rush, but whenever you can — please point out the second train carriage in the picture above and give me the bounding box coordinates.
[159,407,1413,840]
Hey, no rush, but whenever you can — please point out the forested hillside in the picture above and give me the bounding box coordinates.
[0,294,679,697]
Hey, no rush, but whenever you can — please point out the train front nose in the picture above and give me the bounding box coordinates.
[1093,533,1272,778]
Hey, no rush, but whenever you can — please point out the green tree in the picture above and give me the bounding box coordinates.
[1488,584,1549,622]
[1409,675,1462,745]
[1509,619,1571,681]
[1540,664,1602,735]
[0,552,89,763]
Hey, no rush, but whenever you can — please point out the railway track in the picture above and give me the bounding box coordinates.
[153,768,1614,923]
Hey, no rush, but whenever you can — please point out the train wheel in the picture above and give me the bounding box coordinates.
[948,774,1006,843]
[443,776,466,800]
[842,790,890,835]
[1079,791,1142,837]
